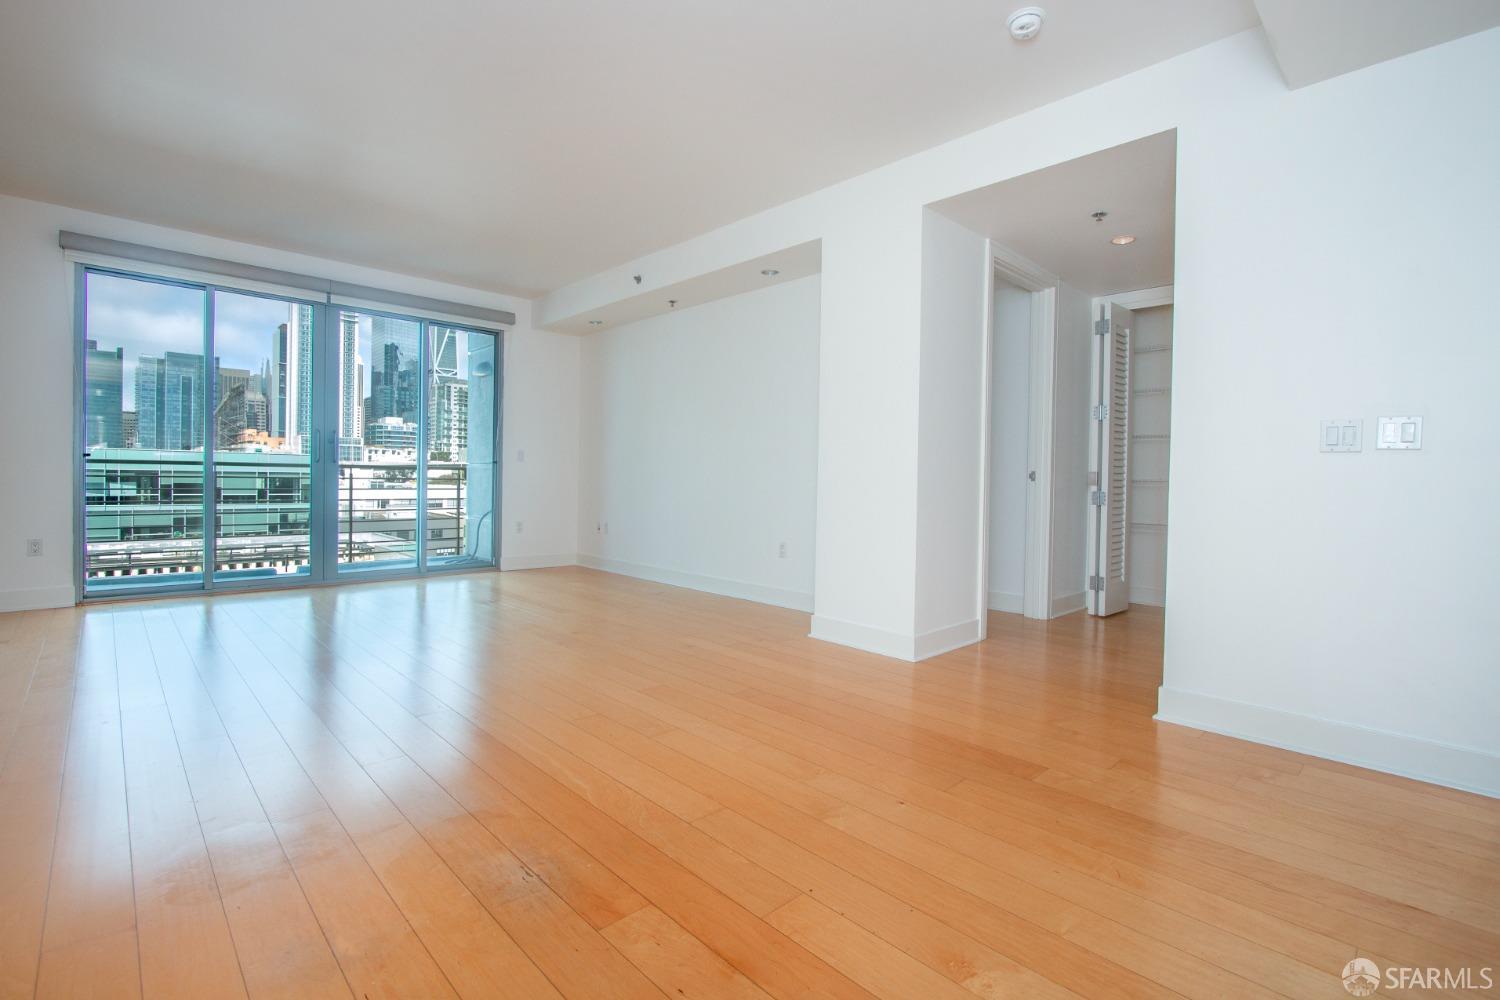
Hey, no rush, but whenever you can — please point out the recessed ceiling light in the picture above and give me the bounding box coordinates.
[761,268,780,277]
[1008,6,1045,41]
[588,319,603,326]
[1111,235,1136,246]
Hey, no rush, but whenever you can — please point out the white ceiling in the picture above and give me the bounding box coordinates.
[0,0,1257,296]
[932,130,1176,296]
[1254,0,1500,88]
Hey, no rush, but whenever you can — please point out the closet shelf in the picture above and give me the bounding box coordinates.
[1131,433,1170,441]
[1134,344,1173,354]
[1130,522,1168,533]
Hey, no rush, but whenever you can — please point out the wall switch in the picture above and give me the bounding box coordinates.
[778,542,787,559]
[25,538,42,557]
[1319,419,1362,453]
[1376,415,1422,450]
[515,521,523,534]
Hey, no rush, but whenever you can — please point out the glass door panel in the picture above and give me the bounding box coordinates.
[82,271,208,594]
[335,309,420,571]
[425,325,498,568]
[211,290,315,582]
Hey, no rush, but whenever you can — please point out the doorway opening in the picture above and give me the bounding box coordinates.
[935,128,1177,638]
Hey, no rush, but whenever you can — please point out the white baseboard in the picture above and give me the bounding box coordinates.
[0,585,75,614]
[500,553,577,571]
[914,618,983,660]
[1050,591,1086,617]
[808,614,982,662]
[1156,686,1500,800]
[578,554,813,613]
[1130,586,1166,607]
[986,590,1023,614]
[809,614,915,660]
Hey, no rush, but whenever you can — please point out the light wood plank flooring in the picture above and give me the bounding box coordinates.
[0,567,1495,999]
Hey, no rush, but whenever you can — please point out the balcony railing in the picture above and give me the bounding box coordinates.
[84,451,490,585]
[336,462,478,566]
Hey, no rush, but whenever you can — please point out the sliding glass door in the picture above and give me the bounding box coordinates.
[212,290,315,583]
[81,271,209,591]
[426,325,498,569]
[334,309,420,573]
[78,266,501,598]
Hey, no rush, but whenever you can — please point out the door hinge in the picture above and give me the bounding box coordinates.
[1094,318,1110,336]
[1089,490,1107,506]
[1089,575,1104,592]
[1091,403,1108,421]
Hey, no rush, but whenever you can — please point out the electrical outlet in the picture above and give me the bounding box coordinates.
[515,521,523,534]
[595,522,602,533]
[25,538,43,557]
[778,541,787,559]
[516,449,526,463]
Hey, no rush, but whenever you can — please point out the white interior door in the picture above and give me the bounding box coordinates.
[1087,301,1132,616]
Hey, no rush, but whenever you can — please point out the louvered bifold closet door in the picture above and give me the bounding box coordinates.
[1088,301,1134,616]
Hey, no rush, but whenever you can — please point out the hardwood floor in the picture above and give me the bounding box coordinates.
[1,566,1495,999]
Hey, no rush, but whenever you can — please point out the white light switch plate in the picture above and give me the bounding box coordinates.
[1376,415,1422,450]
[1319,419,1362,453]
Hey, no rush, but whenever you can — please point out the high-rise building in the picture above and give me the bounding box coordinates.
[427,375,468,460]
[269,303,314,451]
[121,411,138,449]
[135,351,208,450]
[244,389,268,434]
[84,339,124,448]
[365,415,418,451]
[217,366,254,402]
[338,311,364,461]
[214,382,250,449]
[214,366,267,448]
[368,316,419,429]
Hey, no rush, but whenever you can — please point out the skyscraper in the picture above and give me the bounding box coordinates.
[338,311,364,461]
[136,351,208,450]
[214,382,250,449]
[368,316,419,429]
[217,366,254,402]
[427,375,468,460]
[269,303,314,452]
[84,339,124,448]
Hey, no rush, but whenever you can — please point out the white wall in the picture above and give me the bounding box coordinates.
[500,327,581,571]
[0,192,579,610]
[1160,35,1500,793]
[537,27,1500,793]
[987,280,1030,612]
[577,276,819,611]
[913,210,989,652]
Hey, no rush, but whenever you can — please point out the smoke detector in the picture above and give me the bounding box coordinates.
[1008,6,1045,41]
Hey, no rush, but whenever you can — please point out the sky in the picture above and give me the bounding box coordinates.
[85,270,296,403]
[85,270,487,410]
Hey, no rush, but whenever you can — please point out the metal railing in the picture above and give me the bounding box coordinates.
[336,462,476,566]
[84,452,489,584]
